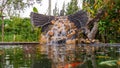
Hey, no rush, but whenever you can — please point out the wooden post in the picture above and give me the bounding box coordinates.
[2,16,4,42]
[0,9,4,42]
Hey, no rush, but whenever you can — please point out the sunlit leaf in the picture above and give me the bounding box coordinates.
[99,60,117,66]
[33,7,38,13]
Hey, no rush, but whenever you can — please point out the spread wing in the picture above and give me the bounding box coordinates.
[68,10,88,28]
[30,10,88,31]
[30,12,54,27]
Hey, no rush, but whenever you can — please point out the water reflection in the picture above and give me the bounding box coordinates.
[0,45,51,68]
[0,44,120,68]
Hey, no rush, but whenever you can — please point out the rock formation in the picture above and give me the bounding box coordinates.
[30,9,104,68]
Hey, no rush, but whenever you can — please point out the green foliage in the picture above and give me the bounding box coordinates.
[65,0,79,15]
[0,12,2,17]
[0,17,41,42]
[98,1,120,43]
[33,7,39,13]
[83,0,104,18]
[98,21,106,34]
[99,60,117,68]
[83,0,120,43]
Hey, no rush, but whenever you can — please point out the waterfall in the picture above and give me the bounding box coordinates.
[45,16,77,67]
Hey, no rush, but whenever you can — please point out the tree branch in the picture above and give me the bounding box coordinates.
[86,9,105,39]
[87,22,98,39]
[2,0,9,10]
[87,9,105,26]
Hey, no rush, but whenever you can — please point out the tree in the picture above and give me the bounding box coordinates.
[53,2,59,16]
[97,0,120,43]
[48,0,51,15]
[0,0,42,18]
[81,0,105,40]
[83,0,120,43]
[66,0,79,15]
[60,2,65,16]
[0,0,42,42]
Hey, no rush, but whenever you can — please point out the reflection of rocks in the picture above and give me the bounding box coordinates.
[40,45,47,53]
[79,38,99,44]
[66,39,76,45]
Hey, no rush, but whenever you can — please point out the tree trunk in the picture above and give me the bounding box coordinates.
[86,9,105,39]
[48,0,51,15]
[87,22,98,39]
[1,10,4,42]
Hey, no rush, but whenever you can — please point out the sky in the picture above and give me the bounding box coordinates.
[20,0,83,17]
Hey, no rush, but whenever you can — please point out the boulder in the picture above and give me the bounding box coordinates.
[40,34,47,44]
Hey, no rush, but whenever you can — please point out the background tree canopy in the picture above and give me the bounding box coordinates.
[0,0,41,17]
[65,0,79,15]
[83,0,120,43]
[0,17,41,42]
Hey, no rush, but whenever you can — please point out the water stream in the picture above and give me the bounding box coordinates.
[45,17,77,67]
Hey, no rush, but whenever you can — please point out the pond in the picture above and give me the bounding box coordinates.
[0,43,51,68]
[0,43,120,68]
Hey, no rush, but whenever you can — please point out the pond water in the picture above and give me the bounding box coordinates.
[0,45,51,68]
[0,44,120,68]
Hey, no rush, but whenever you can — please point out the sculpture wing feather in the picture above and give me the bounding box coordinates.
[68,10,88,28]
[30,12,54,27]
[30,10,88,31]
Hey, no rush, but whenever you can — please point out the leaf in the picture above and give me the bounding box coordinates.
[94,4,98,9]
[99,60,117,66]
[33,7,38,13]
